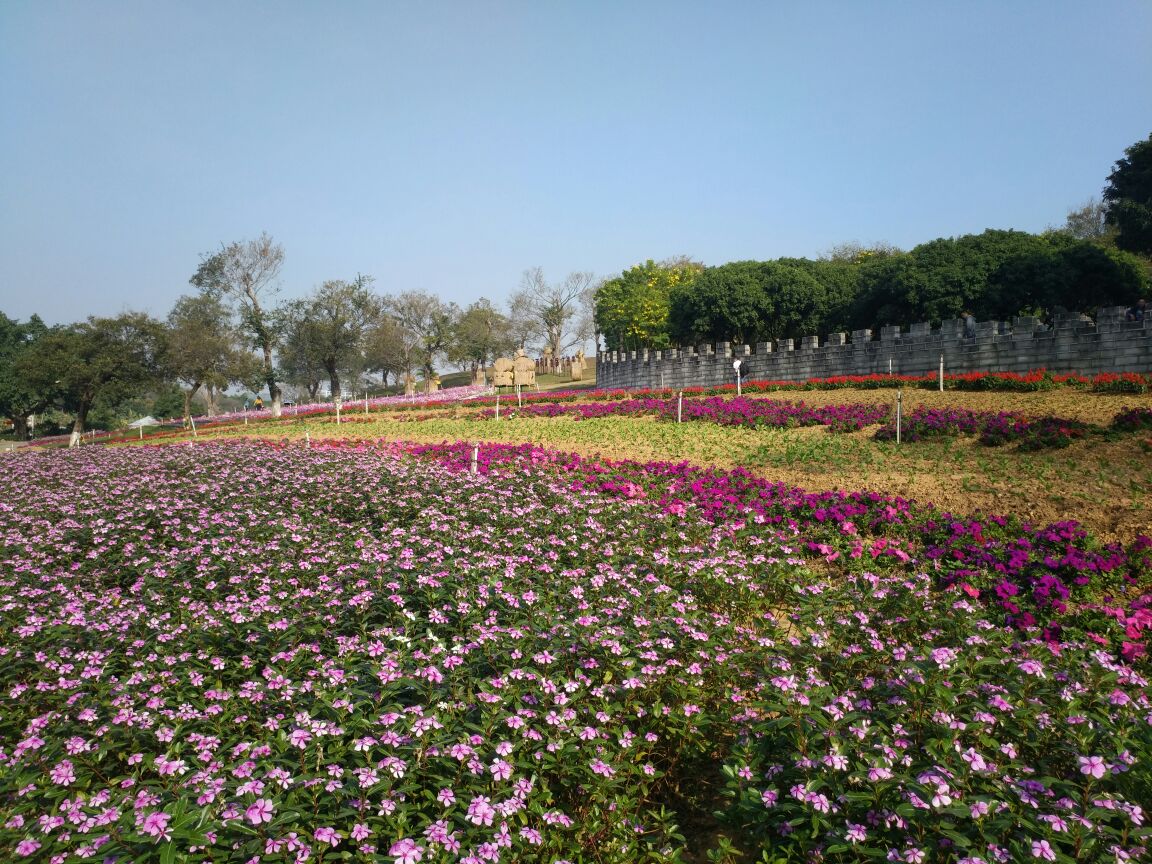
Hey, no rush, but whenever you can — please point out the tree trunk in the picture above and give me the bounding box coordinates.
[11,415,29,440]
[69,404,89,448]
[183,382,202,428]
[307,381,321,402]
[326,362,341,402]
[261,339,282,418]
[205,384,218,417]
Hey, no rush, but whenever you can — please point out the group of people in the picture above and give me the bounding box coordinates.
[1127,298,1148,322]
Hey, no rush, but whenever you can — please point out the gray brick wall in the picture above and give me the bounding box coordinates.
[595,307,1151,390]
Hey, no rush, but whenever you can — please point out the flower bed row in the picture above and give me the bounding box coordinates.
[475,370,1152,405]
[394,440,1151,658]
[477,396,891,432]
[0,442,1147,863]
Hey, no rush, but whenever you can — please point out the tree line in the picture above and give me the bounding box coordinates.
[0,239,596,444]
[4,134,1149,443]
[595,133,1152,351]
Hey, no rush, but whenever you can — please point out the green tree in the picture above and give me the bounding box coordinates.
[852,230,1053,328]
[668,261,826,346]
[164,294,255,425]
[190,233,286,415]
[594,257,703,351]
[774,257,862,335]
[0,313,54,439]
[447,298,516,377]
[384,291,459,384]
[1103,133,1152,255]
[277,299,327,401]
[295,276,381,401]
[20,313,165,446]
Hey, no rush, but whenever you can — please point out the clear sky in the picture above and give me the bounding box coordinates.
[2,0,1150,325]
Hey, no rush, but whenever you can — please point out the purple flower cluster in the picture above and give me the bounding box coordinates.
[478,396,890,432]
[874,406,1093,449]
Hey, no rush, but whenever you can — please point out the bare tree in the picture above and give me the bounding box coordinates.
[190,233,286,416]
[509,267,596,357]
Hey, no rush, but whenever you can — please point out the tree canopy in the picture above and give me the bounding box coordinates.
[594,258,703,352]
[1103,133,1152,255]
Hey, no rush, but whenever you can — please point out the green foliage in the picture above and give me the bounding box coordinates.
[668,261,826,346]
[0,312,53,437]
[18,312,166,439]
[595,258,703,351]
[447,297,517,370]
[851,229,1147,329]
[1103,132,1152,255]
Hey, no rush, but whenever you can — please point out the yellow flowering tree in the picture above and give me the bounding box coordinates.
[594,257,703,351]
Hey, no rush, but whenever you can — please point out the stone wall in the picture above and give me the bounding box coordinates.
[595,306,1151,390]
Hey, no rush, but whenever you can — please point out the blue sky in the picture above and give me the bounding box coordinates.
[2,0,1150,325]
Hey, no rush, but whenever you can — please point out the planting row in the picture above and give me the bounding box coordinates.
[478,396,1152,451]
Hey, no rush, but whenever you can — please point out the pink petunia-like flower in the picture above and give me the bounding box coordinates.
[314,826,341,846]
[1031,839,1056,861]
[15,839,41,857]
[245,799,274,825]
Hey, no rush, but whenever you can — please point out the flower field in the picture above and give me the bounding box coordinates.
[1,440,1149,862]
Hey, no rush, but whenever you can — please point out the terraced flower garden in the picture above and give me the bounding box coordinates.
[3,375,1151,862]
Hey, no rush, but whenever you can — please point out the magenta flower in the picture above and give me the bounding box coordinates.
[314,826,340,846]
[1031,839,1056,860]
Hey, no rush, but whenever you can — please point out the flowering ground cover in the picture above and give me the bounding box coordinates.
[476,397,891,432]
[1,442,1149,863]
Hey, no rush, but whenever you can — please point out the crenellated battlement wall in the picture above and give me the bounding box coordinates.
[595,306,1151,390]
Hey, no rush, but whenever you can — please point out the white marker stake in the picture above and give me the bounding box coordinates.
[733,358,742,397]
[138,424,143,440]
[677,390,683,424]
[470,445,479,476]
[364,392,369,415]
[939,355,945,392]
[896,390,903,445]
[495,394,500,421]
[306,430,311,448]
[190,415,197,438]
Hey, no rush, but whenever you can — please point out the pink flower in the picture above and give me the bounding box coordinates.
[15,840,41,857]
[245,799,274,825]
[350,823,371,842]
[1079,755,1107,779]
[437,788,456,806]
[1031,839,1056,861]
[140,811,172,842]
[49,760,75,786]
[314,826,340,846]
[389,837,424,864]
